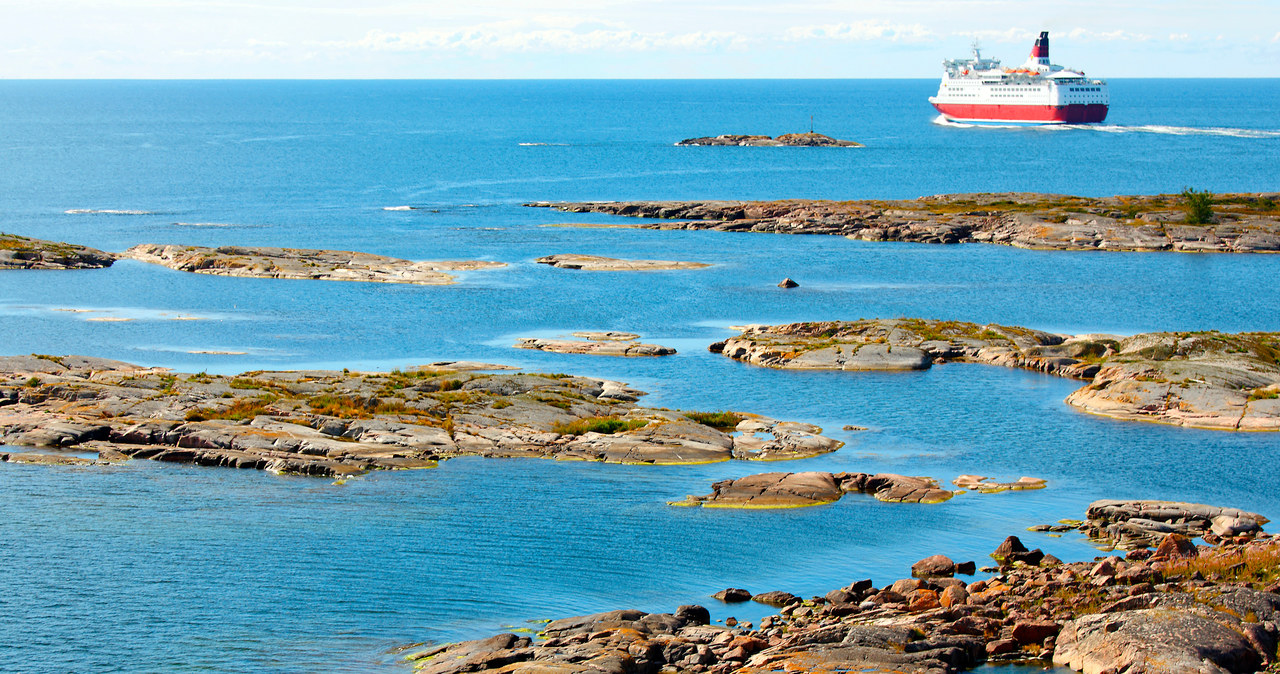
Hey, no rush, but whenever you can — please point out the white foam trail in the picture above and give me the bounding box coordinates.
[933,115,1280,138]
[383,206,417,211]
[1068,124,1280,138]
[65,209,156,215]
[518,142,569,146]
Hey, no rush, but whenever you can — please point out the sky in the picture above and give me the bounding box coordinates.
[1,0,1277,78]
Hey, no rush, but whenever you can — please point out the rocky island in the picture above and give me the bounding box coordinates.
[515,337,677,357]
[125,243,506,284]
[402,501,1279,674]
[0,355,840,476]
[529,192,1280,253]
[0,232,116,270]
[536,254,710,271]
[712,319,1280,431]
[677,133,862,147]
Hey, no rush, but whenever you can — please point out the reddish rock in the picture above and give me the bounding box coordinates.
[912,554,956,578]
[908,589,941,612]
[992,536,1028,560]
[713,588,752,603]
[778,278,799,288]
[986,638,1020,656]
[891,578,925,595]
[1011,620,1061,645]
[940,585,969,608]
[752,590,800,607]
[1152,533,1199,560]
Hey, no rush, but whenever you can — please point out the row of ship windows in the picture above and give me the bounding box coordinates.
[1070,87,1102,92]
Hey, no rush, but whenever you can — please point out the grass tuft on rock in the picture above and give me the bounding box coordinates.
[683,411,742,429]
[552,416,647,436]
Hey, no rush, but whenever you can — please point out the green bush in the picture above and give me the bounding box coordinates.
[1181,187,1215,224]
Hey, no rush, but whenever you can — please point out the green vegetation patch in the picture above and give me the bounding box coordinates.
[683,411,742,430]
[1182,187,1216,225]
[185,395,277,422]
[552,416,648,436]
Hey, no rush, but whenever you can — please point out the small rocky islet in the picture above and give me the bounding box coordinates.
[535,254,711,271]
[530,191,1280,253]
[402,499,1280,674]
[673,472,1047,509]
[0,232,115,269]
[0,355,841,477]
[124,243,506,284]
[711,319,1280,431]
[676,132,863,147]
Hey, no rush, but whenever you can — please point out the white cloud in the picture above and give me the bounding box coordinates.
[784,20,933,43]
[329,20,747,53]
[1272,31,1280,43]
[1066,28,1154,42]
[1169,33,1191,41]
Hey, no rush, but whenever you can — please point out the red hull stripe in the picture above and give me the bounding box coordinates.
[933,103,1108,124]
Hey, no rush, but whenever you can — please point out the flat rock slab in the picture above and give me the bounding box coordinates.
[528,192,1280,253]
[415,361,521,372]
[571,331,640,341]
[677,133,863,147]
[954,475,1047,493]
[535,254,710,271]
[1083,499,1270,549]
[713,319,1280,431]
[1,356,840,478]
[677,471,953,508]
[125,243,505,284]
[0,233,116,270]
[515,338,675,357]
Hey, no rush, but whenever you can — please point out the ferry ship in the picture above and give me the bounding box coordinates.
[929,32,1109,124]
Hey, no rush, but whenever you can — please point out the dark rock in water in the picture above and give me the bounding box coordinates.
[778,277,799,288]
[713,588,752,603]
[912,554,956,578]
[753,590,801,607]
[675,604,709,625]
[955,561,977,575]
[992,535,1029,560]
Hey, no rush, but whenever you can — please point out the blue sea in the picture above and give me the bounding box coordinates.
[1,79,1279,673]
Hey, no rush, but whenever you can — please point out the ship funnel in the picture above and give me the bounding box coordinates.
[1030,31,1049,59]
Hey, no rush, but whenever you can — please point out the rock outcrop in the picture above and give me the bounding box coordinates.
[514,337,676,357]
[712,319,1280,431]
[0,233,116,270]
[675,471,954,508]
[528,192,1280,253]
[124,243,505,284]
[535,254,711,271]
[1083,500,1271,549]
[677,133,863,147]
[0,356,841,477]
[401,521,1280,674]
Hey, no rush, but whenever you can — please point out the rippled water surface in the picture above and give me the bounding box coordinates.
[1,80,1279,672]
